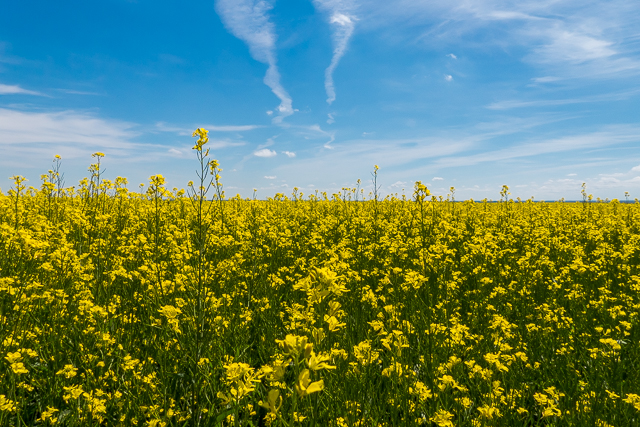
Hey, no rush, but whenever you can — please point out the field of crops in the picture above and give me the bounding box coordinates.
[2,134,640,426]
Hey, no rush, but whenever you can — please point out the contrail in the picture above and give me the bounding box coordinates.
[215,0,293,122]
[313,0,357,105]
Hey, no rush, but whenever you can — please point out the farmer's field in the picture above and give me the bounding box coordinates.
[1,148,640,426]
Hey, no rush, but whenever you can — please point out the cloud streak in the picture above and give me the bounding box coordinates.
[155,122,261,135]
[486,87,640,110]
[0,83,45,96]
[215,0,293,122]
[433,126,640,169]
[313,1,357,105]
[0,108,138,148]
[0,107,142,171]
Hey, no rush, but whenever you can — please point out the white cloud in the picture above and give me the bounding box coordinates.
[0,83,44,96]
[313,1,357,105]
[168,148,182,156]
[432,176,444,181]
[357,0,640,80]
[56,89,102,96]
[154,122,191,135]
[209,140,246,149]
[567,173,577,176]
[486,87,640,110]
[390,180,406,188]
[327,113,335,124]
[532,29,616,65]
[444,74,453,82]
[632,165,640,172]
[531,76,560,83]
[202,124,262,132]
[0,108,137,149]
[264,175,277,179]
[155,122,261,135]
[0,107,140,170]
[254,148,277,157]
[215,0,293,121]
[447,53,457,59]
[434,125,640,169]
[282,151,296,158]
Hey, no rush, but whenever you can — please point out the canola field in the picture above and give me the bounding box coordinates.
[2,134,640,426]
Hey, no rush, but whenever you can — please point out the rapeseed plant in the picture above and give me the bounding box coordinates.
[1,133,640,425]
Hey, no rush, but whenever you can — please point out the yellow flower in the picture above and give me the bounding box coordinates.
[477,405,501,420]
[192,127,209,150]
[325,315,346,332]
[295,369,324,397]
[11,362,28,375]
[409,381,433,401]
[223,362,253,383]
[0,395,17,412]
[276,334,311,358]
[259,389,282,415]
[158,305,181,320]
[623,393,640,411]
[430,409,454,427]
[5,352,22,364]
[542,407,562,417]
[56,364,78,379]
[307,352,336,371]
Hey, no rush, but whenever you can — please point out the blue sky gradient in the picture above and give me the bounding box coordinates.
[1,0,639,200]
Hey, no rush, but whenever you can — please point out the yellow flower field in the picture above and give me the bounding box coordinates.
[1,130,639,426]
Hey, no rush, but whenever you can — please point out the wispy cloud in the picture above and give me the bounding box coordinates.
[358,0,640,80]
[433,125,640,169]
[264,175,277,179]
[288,123,336,149]
[55,89,103,96]
[257,135,277,150]
[155,121,261,135]
[0,42,25,66]
[487,87,640,110]
[215,0,293,122]
[530,76,561,83]
[0,83,45,96]
[209,140,247,149]
[274,135,473,183]
[282,151,296,158]
[0,108,138,149]
[203,124,262,132]
[327,113,335,124]
[313,0,357,105]
[0,107,140,169]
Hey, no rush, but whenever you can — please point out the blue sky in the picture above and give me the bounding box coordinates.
[1,0,639,200]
